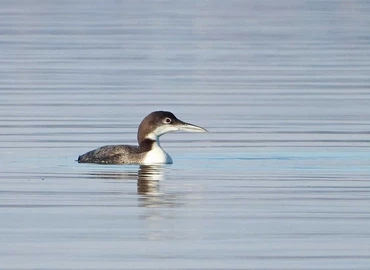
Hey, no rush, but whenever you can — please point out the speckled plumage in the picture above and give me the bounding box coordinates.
[78,144,144,164]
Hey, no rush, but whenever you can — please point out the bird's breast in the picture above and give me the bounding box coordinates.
[142,145,173,165]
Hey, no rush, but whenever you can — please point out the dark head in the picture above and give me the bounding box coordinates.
[137,111,208,144]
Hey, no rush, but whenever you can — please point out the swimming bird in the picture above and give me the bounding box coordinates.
[77,111,207,165]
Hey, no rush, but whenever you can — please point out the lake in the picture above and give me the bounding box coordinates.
[1,1,370,269]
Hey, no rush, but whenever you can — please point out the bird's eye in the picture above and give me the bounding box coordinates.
[164,117,172,124]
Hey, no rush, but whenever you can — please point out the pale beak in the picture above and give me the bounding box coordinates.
[176,120,208,133]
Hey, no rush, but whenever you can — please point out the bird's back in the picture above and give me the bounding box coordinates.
[78,144,143,164]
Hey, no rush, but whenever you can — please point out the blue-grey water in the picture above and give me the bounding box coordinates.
[1,1,370,269]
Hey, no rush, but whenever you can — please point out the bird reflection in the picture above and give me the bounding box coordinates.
[81,165,179,208]
[137,165,180,208]
[82,165,164,195]
[137,165,163,195]
[82,165,183,239]
[137,165,183,209]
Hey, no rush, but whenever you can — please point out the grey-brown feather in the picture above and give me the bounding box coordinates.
[78,144,146,164]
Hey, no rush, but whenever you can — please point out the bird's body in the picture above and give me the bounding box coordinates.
[78,111,207,165]
[78,144,141,164]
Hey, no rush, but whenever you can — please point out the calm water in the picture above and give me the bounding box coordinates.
[1,1,370,269]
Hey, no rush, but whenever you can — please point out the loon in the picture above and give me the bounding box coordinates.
[77,111,207,165]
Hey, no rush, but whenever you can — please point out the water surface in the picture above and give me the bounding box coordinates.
[1,1,370,269]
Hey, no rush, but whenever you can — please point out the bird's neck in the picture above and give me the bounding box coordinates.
[139,137,160,153]
[140,137,172,164]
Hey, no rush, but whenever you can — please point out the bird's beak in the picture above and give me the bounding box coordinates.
[176,120,208,133]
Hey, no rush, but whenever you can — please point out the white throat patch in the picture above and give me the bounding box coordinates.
[142,141,173,165]
[153,125,179,137]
